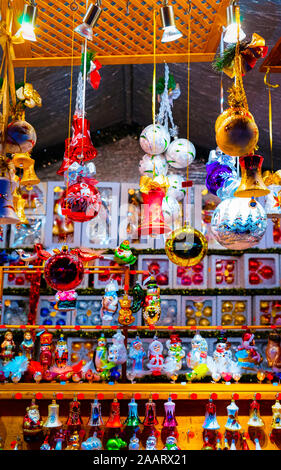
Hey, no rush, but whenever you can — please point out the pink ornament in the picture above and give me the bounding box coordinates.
[181,275,192,286]
[192,273,203,285]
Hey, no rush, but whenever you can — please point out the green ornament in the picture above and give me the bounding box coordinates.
[106,437,127,450]
[114,240,137,265]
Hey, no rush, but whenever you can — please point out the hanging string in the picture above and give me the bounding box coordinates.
[219,32,224,114]
[152,8,156,179]
[24,67,27,84]
[264,68,279,173]
[185,0,192,221]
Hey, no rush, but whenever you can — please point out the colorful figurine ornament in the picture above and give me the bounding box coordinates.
[23,398,43,441]
[128,335,146,381]
[142,277,161,326]
[235,330,262,370]
[163,334,185,381]
[101,279,119,325]
[147,336,164,376]
[114,240,136,265]
[225,399,242,432]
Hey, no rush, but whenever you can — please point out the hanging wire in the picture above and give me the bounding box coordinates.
[264,68,279,173]
[185,0,192,221]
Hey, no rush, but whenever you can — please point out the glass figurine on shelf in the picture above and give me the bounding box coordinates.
[203,399,220,431]
[110,330,127,365]
[146,435,157,450]
[20,330,34,361]
[53,429,67,450]
[81,432,102,450]
[65,430,80,450]
[66,396,83,431]
[225,398,242,432]
[124,397,142,443]
[147,336,164,376]
[248,397,265,428]
[127,335,146,382]
[186,333,208,369]
[94,333,115,380]
[163,436,181,450]
[0,330,15,364]
[54,334,68,368]
[270,397,281,449]
[141,397,159,448]
[142,277,161,326]
[39,330,54,379]
[22,398,43,442]
[106,435,127,450]
[129,433,140,450]
[114,240,137,265]
[209,333,237,381]
[118,293,135,326]
[87,398,103,437]
[106,397,122,429]
[161,396,178,445]
[235,330,263,371]
[163,334,185,382]
[101,279,119,325]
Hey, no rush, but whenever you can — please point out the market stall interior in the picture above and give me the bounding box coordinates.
[0,0,281,451]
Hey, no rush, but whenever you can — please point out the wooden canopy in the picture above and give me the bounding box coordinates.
[9,0,229,67]
[260,36,281,73]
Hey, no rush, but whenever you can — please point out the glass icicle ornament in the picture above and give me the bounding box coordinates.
[211,197,267,249]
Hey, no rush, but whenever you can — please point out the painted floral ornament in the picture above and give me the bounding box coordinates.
[6,120,37,153]
[44,246,84,291]
[139,123,170,155]
[139,154,168,177]
[62,181,101,223]
[166,138,196,169]
[162,196,181,224]
[63,161,97,187]
[165,222,208,267]
[167,174,185,201]
[211,197,267,249]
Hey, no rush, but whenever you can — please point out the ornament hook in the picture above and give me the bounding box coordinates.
[264,68,280,89]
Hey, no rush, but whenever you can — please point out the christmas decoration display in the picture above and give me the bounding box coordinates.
[142,277,161,326]
[163,334,185,381]
[183,298,213,326]
[127,335,146,381]
[147,336,164,376]
[101,279,119,325]
[175,262,206,288]
[235,330,263,370]
[23,398,43,441]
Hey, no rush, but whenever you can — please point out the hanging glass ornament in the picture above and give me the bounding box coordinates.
[142,279,161,327]
[161,397,178,445]
[165,222,208,267]
[225,399,242,432]
[66,397,82,430]
[43,399,63,428]
[265,184,281,218]
[44,246,84,291]
[124,398,142,427]
[211,197,267,249]
[234,155,270,198]
[165,138,196,169]
[216,176,241,200]
[106,398,122,428]
[271,398,281,430]
[205,161,234,196]
[23,398,43,441]
[139,123,171,155]
[166,174,185,201]
[248,397,265,428]
[62,181,101,223]
[6,120,37,154]
[139,154,168,177]
[139,175,171,237]
[64,161,97,187]
[87,398,103,428]
[202,399,220,431]
[81,432,102,450]
[208,148,236,171]
[162,195,181,224]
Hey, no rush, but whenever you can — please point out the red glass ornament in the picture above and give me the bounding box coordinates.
[156,273,168,286]
[177,267,186,277]
[249,259,260,271]
[62,181,101,222]
[148,262,160,276]
[57,115,97,175]
[216,262,223,271]
[44,250,84,291]
[138,187,170,236]
[225,274,234,284]
[8,274,15,282]
[15,276,25,286]
[181,275,192,286]
[226,261,235,272]
[192,263,203,273]
[216,274,223,284]
[249,272,260,285]
[258,265,274,280]
[106,399,122,428]
[98,269,111,282]
[192,273,203,285]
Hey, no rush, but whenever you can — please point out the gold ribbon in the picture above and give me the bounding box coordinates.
[263,170,281,186]
[264,68,279,173]
[0,6,25,146]
[16,83,42,109]
[139,175,170,194]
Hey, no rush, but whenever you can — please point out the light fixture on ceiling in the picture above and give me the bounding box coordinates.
[75,1,103,41]
[224,0,246,44]
[17,1,37,42]
[160,0,183,43]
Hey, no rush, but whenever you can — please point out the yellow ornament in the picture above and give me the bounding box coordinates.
[195,310,202,318]
[234,301,246,312]
[71,353,79,363]
[86,310,92,317]
[194,302,204,310]
[185,306,194,317]
[199,318,210,326]
[88,351,94,360]
[84,342,92,350]
[72,342,82,352]
[187,318,197,326]
[221,314,233,325]
[165,222,208,267]
[221,301,233,312]
[50,311,56,318]
[257,370,266,383]
[260,301,270,311]
[203,306,212,317]
[260,314,270,325]
[234,314,246,325]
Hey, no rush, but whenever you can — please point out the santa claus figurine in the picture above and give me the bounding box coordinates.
[147,337,164,376]
[55,334,68,368]
[23,398,43,441]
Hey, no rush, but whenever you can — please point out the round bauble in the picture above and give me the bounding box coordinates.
[205,162,233,196]
[167,174,185,201]
[162,196,181,223]
[6,120,37,153]
[211,197,267,250]
[199,318,210,326]
[139,154,168,177]
[215,107,259,157]
[64,161,96,186]
[44,251,84,291]
[62,181,101,222]
[165,223,208,267]
[139,124,170,155]
[165,138,196,169]
[221,313,233,325]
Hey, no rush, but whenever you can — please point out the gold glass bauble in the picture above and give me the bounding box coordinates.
[84,342,93,350]
[203,306,212,317]
[234,314,246,325]
[215,107,259,157]
[234,301,246,312]
[222,301,233,312]
[221,313,233,325]
[195,310,202,318]
[260,301,270,311]
[71,353,79,362]
[194,302,204,310]
[165,223,208,267]
[199,318,210,326]
[187,318,197,326]
[260,314,270,325]
[72,342,82,351]
[185,306,194,317]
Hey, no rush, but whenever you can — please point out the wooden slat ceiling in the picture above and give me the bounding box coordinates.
[11,0,229,67]
[260,36,281,73]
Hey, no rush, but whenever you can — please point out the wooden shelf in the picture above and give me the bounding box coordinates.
[0,382,280,400]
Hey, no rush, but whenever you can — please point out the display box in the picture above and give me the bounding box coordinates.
[22,182,48,215]
[173,257,208,289]
[253,295,281,326]
[243,253,280,289]
[1,296,29,325]
[9,215,46,248]
[45,182,81,249]
[81,182,120,248]
[137,254,173,288]
[3,257,33,289]
[92,255,125,289]
[265,218,281,248]
[37,296,72,326]
[216,296,252,326]
[208,254,243,289]
[67,337,97,365]
[181,296,216,326]
[119,183,154,249]
[194,185,223,249]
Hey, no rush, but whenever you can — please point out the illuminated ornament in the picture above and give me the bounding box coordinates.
[248,397,264,428]
[62,181,101,223]
[139,176,170,237]
[215,106,259,157]
[6,121,37,154]
[74,2,103,41]
[43,399,63,428]
[44,246,84,291]
[139,123,170,155]
[225,399,242,431]
[166,174,185,201]
[16,2,37,42]
[211,197,267,249]
[165,138,195,169]
[205,161,233,196]
[165,223,208,267]
[234,155,270,198]
[139,154,168,177]
[202,399,220,430]
[0,176,19,224]
[106,398,122,428]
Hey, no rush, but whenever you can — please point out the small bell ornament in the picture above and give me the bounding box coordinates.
[271,398,281,430]
[202,399,220,431]
[125,398,142,428]
[141,397,159,448]
[248,397,264,428]
[66,397,82,430]
[234,155,270,198]
[161,397,178,445]
[20,158,40,190]
[23,398,43,441]
[106,398,122,428]
[225,399,242,432]
[88,398,103,428]
[0,176,19,224]
[43,399,63,429]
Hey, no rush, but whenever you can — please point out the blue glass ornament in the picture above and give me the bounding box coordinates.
[216,177,241,200]
[43,319,52,325]
[40,308,50,317]
[205,162,233,196]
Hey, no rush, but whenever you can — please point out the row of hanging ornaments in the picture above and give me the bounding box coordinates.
[8,394,281,450]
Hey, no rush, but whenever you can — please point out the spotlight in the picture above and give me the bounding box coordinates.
[160,1,182,43]
[224,1,246,44]
[75,1,103,41]
[17,1,37,42]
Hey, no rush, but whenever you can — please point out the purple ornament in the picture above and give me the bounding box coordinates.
[205,162,233,196]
